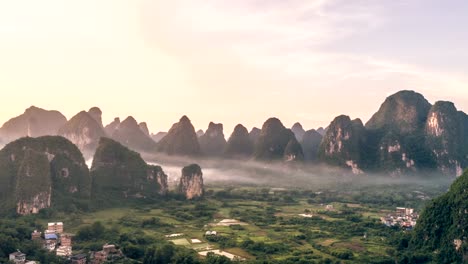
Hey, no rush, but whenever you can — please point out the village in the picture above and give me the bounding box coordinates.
[380,207,419,229]
[8,218,248,264]
[9,222,123,264]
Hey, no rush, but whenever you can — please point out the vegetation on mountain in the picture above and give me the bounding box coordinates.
[224,124,254,158]
[91,138,167,202]
[301,129,322,161]
[156,116,201,156]
[318,115,366,170]
[199,122,227,156]
[254,118,299,161]
[409,169,468,263]
[366,90,431,134]
[0,136,91,214]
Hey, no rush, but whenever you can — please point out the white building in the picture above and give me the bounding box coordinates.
[56,246,72,257]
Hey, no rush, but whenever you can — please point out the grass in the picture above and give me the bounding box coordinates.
[34,184,436,263]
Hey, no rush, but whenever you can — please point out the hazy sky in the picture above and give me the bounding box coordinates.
[1,0,468,135]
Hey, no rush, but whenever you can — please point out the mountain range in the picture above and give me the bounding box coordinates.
[0,135,205,215]
[0,90,467,176]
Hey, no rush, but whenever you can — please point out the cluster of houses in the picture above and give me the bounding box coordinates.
[8,251,37,264]
[30,222,73,257]
[10,221,122,264]
[380,207,419,229]
[89,244,124,264]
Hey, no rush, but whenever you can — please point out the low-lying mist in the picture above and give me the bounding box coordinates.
[142,152,454,192]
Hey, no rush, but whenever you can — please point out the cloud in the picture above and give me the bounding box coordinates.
[140,0,468,117]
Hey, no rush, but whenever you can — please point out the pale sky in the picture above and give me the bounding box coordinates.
[1,0,468,135]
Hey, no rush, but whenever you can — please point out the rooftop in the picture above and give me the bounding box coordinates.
[10,252,26,257]
[45,233,58,240]
[48,222,63,226]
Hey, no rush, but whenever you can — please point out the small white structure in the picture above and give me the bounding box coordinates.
[205,231,217,236]
[325,204,334,210]
[165,233,184,238]
[45,239,57,251]
[198,250,245,261]
[299,213,314,218]
[191,239,202,244]
[215,219,248,226]
[9,251,26,264]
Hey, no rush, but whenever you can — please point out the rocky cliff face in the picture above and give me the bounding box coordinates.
[301,129,323,161]
[291,122,306,141]
[58,111,107,158]
[318,115,366,174]
[111,116,157,153]
[0,106,67,143]
[224,124,254,158]
[0,136,91,215]
[283,137,304,162]
[15,149,52,215]
[410,169,468,263]
[104,117,120,135]
[365,91,437,175]
[178,164,204,200]
[425,101,468,176]
[91,138,168,199]
[199,122,227,156]
[366,90,431,134]
[88,107,103,127]
[254,118,299,160]
[147,165,168,196]
[151,132,168,143]
[156,116,201,156]
[139,122,150,136]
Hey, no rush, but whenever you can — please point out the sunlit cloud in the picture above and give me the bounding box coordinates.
[0,0,466,134]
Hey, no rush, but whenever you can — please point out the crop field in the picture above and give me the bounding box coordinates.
[27,181,449,263]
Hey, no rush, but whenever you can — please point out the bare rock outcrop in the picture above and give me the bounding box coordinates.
[178,164,204,200]
[318,115,366,174]
[15,149,52,215]
[425,101,468,176]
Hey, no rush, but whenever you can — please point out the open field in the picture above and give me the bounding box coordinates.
[25,181,450,263]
